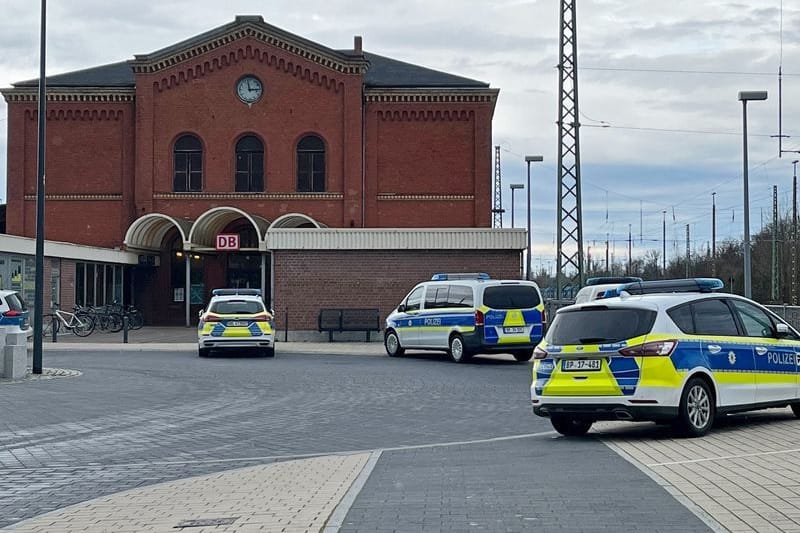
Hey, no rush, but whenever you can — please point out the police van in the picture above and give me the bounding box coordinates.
[532,278,800,437]
[384,273,545,363]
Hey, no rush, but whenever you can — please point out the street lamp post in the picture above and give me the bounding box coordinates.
[738,90,768,299]
[525,155,544,280]
[509,183,524,229]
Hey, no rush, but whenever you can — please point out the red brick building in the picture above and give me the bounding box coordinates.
[2,16,525,336]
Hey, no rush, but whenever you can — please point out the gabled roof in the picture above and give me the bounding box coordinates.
[13,61,134,88]
[360,52,487,88]
[11,16,488,90]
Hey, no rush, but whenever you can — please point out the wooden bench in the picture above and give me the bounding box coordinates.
[317,308,381,342]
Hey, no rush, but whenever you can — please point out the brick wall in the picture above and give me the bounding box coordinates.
[273,249,521,331]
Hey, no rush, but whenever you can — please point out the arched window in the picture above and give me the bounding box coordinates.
[296,135,325,192]
[173,135,203,192]
[235,135,264,192]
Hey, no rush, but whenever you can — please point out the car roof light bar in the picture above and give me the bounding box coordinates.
[585,276,642,286]
[430,273,491,281]
[211,288,262,296]
[617,278,724,296]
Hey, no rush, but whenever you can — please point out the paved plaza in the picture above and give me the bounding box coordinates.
[0,338,798,531]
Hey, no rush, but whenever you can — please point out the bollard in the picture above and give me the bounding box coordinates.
[284,307,289,343]
[123,314,129,343]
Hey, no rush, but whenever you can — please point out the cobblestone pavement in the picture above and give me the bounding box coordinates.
[597,411,800,533]
[5,454,369,532]
[0,348,715,531]
[338,436,711,533]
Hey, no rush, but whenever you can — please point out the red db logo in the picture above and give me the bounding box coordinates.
[215,234,240,251]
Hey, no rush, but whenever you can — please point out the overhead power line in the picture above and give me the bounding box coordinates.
[580,66,800,77]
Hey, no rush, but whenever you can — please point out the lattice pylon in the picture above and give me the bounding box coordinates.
[556,0,584,298]
[493,145,503,228]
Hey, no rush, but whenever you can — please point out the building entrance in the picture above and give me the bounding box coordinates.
[227,253,261,288]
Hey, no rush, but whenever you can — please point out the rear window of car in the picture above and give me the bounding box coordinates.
[6,293,26,311]
[483,285,540,310]
[209,300,264,315]
[545,307,657,345]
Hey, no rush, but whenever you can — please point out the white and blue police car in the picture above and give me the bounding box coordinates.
[385,273,545,363]
[532,278,800,437]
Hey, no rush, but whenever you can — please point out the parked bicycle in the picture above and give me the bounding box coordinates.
[106,301,144,330]
[42,305,95,337]
[75,304,123,333]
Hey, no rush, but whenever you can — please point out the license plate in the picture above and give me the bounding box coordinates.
[503,326,525,334]
[228,320,249,327]
[562,359,601,371]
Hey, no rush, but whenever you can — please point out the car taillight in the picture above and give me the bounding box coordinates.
[619,340,676,357]
[3,310,20,317]
[474,309,484,327]
[534,346,548,359]
[252,313,269,322]
[203,314,220,322]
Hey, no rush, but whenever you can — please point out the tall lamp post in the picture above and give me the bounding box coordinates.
[32,0,48,375]
[738,90,768,299]
[509,183,524,229]
[525,155,544,280]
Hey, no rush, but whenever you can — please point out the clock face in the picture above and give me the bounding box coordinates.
[236,76,263,104]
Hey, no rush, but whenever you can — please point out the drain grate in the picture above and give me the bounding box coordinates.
[175,517,239,528]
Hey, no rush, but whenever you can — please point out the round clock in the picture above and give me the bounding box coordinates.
[236,75,263,104]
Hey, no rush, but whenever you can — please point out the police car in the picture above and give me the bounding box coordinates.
[531,278,800,437]
[197,289,274,357]
[0,290,30,337]
[384,273,545,363]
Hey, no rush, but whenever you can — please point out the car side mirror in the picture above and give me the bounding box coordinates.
[198,309,204,319]
[397,304,406,313]
[776,322,791,338]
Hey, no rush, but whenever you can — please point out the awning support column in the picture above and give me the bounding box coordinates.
[185,254,191,327]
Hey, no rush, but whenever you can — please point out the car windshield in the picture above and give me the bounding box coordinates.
[209,300,263,315]
[483,285,540,309]
[545,307,657,345]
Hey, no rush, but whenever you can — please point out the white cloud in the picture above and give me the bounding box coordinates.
[1,0,797,261]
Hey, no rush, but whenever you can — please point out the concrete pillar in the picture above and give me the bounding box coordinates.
[1,330,28,379]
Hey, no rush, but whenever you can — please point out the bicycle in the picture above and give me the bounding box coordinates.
[107,301,144,330]
[42,306,95,337]
[76,304,122,333]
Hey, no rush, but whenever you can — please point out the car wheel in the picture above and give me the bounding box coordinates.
[262,347,275,358]
[674,377,715,437]
[384,330,405,357]
[449,334,471,363]
[513,349,533,362]
[198,348,211,358]
[550,415,593,436]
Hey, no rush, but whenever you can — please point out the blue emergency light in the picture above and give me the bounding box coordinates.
[430,273,490,281]
[610,278,724,296]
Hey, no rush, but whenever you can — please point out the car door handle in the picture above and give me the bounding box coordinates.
[707,344,722,354]
[755,346,768,356]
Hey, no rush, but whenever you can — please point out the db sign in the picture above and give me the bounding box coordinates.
[216,234,240,251]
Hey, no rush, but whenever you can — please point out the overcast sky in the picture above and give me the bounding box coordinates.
[1,0,798,269]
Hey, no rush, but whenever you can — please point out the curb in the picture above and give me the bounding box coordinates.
[35,342,385,356]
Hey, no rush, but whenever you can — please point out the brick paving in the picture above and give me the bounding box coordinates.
[0,348,546,528]
[0,345,746,532]
[338,437,711,533]
[4,454,369,533]
[597,411,800,532]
